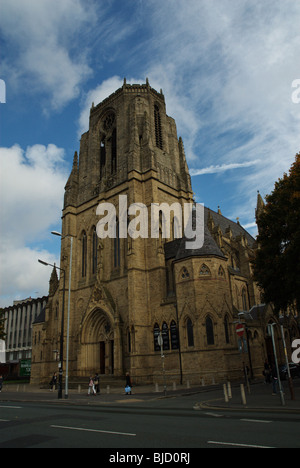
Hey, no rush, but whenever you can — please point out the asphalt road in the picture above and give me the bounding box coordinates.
[0,394,299,450]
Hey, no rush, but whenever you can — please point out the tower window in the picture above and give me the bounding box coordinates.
[100,139,106,179]
[82,231,87,278]
[111,128,117,174]
[154,105,163,149]
[92,227,98,274]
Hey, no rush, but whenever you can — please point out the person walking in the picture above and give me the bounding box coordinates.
[88,376,96,396]
[94,373,100,394]
[263,360,271,384]
[125,372,132,395]
[50,372,57,392]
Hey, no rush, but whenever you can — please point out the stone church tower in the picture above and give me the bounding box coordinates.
[31,80,299,387]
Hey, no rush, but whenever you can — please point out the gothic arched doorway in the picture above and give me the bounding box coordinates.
[80,308,115,376]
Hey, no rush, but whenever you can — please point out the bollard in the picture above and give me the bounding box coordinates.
[223,384,229,403]
[227,381,232,399]
[173,382,177,391]
[240,384,247,406]
[78,384,81,394]
[201,378,205,387]
[187,380,190,389]
[106,385,110,394]
[155,382,159,393]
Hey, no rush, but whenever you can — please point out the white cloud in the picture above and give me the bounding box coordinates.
[0,0,94,110]
[0,144,67,307]
[140,0,300,224]
[190,160,261,176]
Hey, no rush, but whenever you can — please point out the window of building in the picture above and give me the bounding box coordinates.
[206,316,215,345]
[242,288,248,311]
[170,320,179,350]
[154,105,163,149]
[162,322,170,350]
[181,267,190,280]
[92,227,98,275]
[100,139,106,179]
[128,329,131,353]
[114,219,120,268]
[82,231,87,277]
[200,264,211,276]
[224,315,230,344]
[111,128,117,174]
[154,323,161,352]
[218,266,225,278]
[187,318,194,347]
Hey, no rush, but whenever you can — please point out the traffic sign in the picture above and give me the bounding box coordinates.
[236,323,245,337]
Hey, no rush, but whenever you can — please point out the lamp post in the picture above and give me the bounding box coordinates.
[38,259,65,399]
[269,323,285,406]
[51,231,73,399]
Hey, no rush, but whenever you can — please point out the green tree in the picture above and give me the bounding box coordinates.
[253,153,300,314]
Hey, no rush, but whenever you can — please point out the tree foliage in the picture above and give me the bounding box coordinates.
[253,153,300,314]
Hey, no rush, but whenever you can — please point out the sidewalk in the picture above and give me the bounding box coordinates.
[1,380,300,413]
[198,380,300,414]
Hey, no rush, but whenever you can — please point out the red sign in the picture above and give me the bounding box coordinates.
[236,324,245,337]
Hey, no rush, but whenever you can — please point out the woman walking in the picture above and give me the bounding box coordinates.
[88,376,96,396]
[125,372,132,395]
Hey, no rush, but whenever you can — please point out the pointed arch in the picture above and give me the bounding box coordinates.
[218,265,225,278]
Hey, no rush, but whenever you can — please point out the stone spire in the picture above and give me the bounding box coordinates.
[49,265,59,297]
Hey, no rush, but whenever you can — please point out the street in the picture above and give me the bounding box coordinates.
[0,386,300,449]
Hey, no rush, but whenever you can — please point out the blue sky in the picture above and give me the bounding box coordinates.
[0,0,300,307]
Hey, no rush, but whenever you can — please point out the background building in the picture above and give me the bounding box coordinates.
[0,296,47,376]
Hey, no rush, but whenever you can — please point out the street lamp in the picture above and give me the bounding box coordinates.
[51,231,73,400]
[38,259,65,399]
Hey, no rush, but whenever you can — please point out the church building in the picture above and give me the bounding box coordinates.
[30,80,299,387]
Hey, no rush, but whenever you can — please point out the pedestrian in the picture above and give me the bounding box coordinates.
[125,372,132,395]
[0,375,3,393]
[94,373,100,394]
[50,372,57,392]
[271,365,278,395]
[88,376,96,396]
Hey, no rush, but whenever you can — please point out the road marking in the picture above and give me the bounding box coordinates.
[207,441,274,449]
[0,405,22,409]
[241,419,272,424]
[50,425,136,437]
[0,419,9,422]
[204,412,224,418]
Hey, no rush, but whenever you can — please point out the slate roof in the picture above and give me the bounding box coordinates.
[32,306,46,324]
[164,206,256,262]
